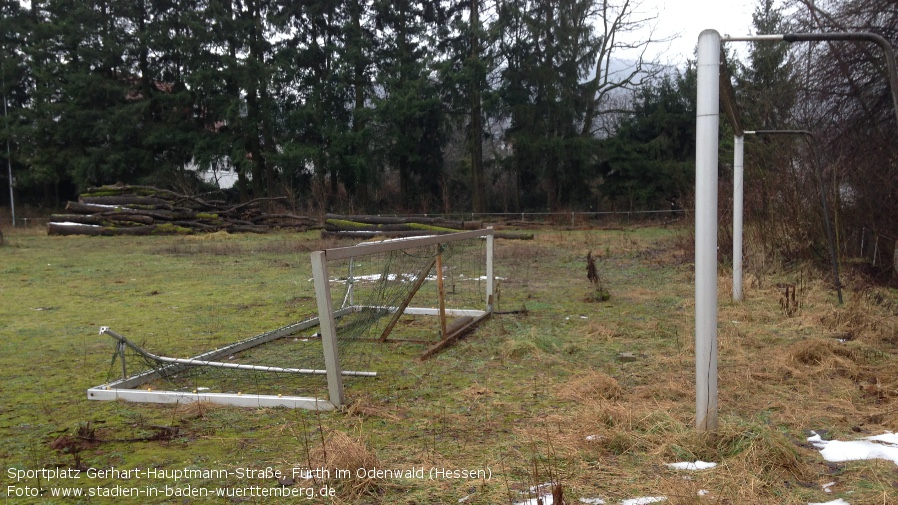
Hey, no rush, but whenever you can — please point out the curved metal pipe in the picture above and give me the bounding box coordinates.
[782,33,898,128]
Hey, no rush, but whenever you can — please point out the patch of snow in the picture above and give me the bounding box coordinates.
[808,431,898,466]
[328,273,417,284]
[697,490,709,496]
[579,499,606,504]
[513,483,555,505]
[620,498,666,505]
[514,495,553,505]
[809,499,850,505]
[463,275,506,281]
[525,482,554,493]
[665,461,717,471]
[821,481,835,493]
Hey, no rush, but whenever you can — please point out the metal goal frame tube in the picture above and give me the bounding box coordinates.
[733,134,745,302]
[99,327,376,377]
[311,250,346,407]
[320,228,493,261]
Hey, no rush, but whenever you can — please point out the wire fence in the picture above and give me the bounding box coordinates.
[380,209,686,226]
[1,209,686,231]
[848,226,897,274]
[4,216,51,228]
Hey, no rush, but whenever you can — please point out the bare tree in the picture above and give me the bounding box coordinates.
[787,0,898,275]
[580,0,670,138]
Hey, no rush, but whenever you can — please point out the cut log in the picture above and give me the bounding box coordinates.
[251,213,318,225]
[80,195,172,207]
[326,214,482,230]
[321,230,453,240]
[48,223,161,236]
[48,222,111,236]
[65,201,124,214]
[326,214,408,225]
[419,312,491,360]
[107,214,155,225]
[50,214,104,225]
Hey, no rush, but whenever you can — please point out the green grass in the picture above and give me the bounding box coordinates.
[1,225,897,504]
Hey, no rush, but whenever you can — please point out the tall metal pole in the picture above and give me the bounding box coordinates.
[733,135,744,302]
[703,31,898,433]
[695,29,720,432]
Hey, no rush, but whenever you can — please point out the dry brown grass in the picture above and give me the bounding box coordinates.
[172,400,227,420]
[346,394,404,421]
[306,429,384,500]
[558,370,623,402]
[496,256,898,502]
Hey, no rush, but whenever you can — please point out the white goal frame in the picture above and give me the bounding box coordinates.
[87,228,494,410]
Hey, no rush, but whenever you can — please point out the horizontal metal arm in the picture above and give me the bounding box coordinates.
[98,327,376,377]
[722,32,898,129]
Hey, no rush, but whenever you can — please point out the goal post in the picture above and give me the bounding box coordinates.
[311,249,346,408]
[695,29,898,431]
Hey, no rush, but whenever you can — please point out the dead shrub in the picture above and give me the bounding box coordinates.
[558,371,623,402]
[173,400,225,420]
[306,429,383,500]
[786,339,855,366]
[346,395,402,421]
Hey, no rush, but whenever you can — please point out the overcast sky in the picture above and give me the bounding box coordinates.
[635,0,758,67]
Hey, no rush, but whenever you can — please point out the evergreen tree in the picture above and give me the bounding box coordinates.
[371,0,447,210]
[735,0,796,230]
[1,0,32,205]
[598,70,696,210]
[435,0,498,213]
[497,0,597,210]
[496,0,659,211]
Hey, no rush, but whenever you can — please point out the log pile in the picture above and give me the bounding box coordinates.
[48,184,317,236]
[323,214,533,240]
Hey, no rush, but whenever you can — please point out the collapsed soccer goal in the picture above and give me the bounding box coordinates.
[87,229,495,410]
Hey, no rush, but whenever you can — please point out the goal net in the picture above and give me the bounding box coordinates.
[311,229,495,406]
[87,229,495,410]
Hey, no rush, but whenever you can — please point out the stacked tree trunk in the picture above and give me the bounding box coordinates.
[323,214,533,240]
[48,185,317,236]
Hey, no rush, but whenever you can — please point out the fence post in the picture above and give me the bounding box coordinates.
[893,239,898,280]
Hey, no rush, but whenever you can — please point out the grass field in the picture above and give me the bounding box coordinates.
[1,223,897,504]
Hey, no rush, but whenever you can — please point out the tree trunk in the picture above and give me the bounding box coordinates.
[469,0,486,213]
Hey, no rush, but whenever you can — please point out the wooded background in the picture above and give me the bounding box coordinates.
[1,0,896,270]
